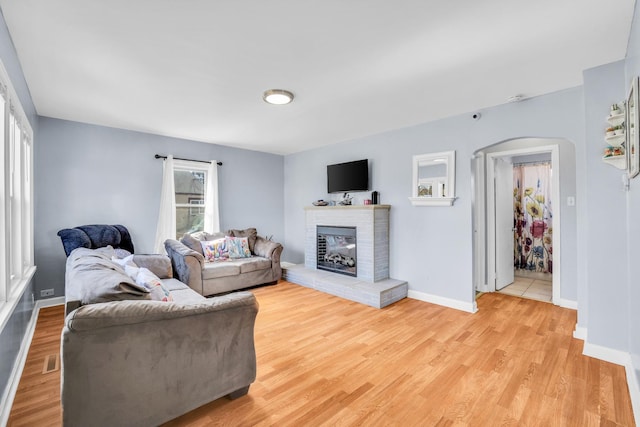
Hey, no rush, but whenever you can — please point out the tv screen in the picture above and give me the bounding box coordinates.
[327,159,369,193]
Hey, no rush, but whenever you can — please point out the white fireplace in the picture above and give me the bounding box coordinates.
[305,205,390,283]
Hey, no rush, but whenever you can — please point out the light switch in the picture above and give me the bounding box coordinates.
[567,196,575,206]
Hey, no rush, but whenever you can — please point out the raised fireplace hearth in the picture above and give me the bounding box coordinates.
[317,225,357,277]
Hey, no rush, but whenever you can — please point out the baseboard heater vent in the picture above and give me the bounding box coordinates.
[42,353,60,374]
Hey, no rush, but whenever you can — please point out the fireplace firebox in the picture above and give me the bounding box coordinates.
[316,226,357,277]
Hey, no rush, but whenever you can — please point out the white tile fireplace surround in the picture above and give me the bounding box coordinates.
[305,205,390,282]
[283,205,407,308]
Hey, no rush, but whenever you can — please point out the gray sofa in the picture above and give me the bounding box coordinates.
[164,228,283,297]
[61,245,258,427]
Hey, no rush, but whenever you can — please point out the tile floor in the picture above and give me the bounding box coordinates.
[498,276,552,302]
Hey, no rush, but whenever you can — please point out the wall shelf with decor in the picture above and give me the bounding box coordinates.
[602,154,627,169]
[602,103,627,171]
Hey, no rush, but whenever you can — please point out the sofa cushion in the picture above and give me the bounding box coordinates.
[58,224,135,257]
[192,231,225,242]
[227,228,257,253]
[169,288,208,304]
[202,262,241,279]
[160,278,190,292]
[237,257,272,273]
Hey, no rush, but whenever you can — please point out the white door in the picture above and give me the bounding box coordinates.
[494,158,514,290]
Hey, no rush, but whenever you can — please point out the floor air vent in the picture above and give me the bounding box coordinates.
[42,354,60,374]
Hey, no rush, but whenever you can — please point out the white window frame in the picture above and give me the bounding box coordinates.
[0,57,36,332]
[174,161,209,238]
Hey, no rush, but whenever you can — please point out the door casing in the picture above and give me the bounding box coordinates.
[478,143,561,305]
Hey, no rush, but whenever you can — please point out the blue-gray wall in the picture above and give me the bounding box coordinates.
[34,117,285,299]
[582,60,628,351]
[283,87,583,305]
[625,0,640,388]
[0,7,36,412]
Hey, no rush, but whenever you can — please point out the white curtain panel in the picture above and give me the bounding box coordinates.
[204,160,220,233]
[153,155,176,254]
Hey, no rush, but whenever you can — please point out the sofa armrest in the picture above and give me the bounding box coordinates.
[253,236,283,281]
[132,254,173,279]
[253,236,283,261]
[164,239,205,294]
[61,292,258,427]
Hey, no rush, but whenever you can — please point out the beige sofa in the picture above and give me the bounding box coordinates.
[164,228,283,297]
[61,246,258,427]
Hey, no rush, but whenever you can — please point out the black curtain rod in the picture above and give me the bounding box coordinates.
[154,154,222,166]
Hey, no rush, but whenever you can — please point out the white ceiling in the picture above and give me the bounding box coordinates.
[0,0,635,155]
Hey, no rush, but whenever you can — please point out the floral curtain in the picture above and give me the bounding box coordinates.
[513,163,552,273]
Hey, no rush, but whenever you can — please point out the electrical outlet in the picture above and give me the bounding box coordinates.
[40,289,54,297]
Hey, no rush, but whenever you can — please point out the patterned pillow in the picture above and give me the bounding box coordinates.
[226,236,251,259]
[227,228,257,253]
[134,267,173,302]
[200,238,229,262]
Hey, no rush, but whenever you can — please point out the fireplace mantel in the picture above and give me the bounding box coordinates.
[305,205,390,282]
[304,205,391,211]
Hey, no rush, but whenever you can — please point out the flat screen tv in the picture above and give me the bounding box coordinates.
[327,159,369,193]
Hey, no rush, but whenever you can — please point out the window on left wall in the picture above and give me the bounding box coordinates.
[174,167,207,238]
[0,58,35,326]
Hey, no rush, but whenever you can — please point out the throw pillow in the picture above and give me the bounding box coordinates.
[200,238,229,262]
[226,236,251,259]
[135,268,174,302]
[227,228,257,253]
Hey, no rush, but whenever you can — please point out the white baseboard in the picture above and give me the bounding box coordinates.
[0,297,64,426]
[573,326,587,341]
[583,341,630,366]
[583,341,640,424]
[408,290,477,313]
[559,298,578,310]
[627,358,640,427]
[37,296,65,310]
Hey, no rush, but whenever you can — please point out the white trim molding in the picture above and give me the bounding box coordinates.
[408,290,478,313]
[0,297,64,425]
[582,342,640,423]
[559,298,578,310]
[573,326,587,341]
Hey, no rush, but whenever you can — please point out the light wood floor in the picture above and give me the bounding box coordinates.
[8,282,636,426]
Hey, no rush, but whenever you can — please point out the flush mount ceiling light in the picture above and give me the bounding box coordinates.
[507,94,525,103]
[263,89,294,105]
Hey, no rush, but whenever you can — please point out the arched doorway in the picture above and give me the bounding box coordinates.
[472,137,575,306]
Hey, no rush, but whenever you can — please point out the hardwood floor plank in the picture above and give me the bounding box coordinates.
[7,283,637,426]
